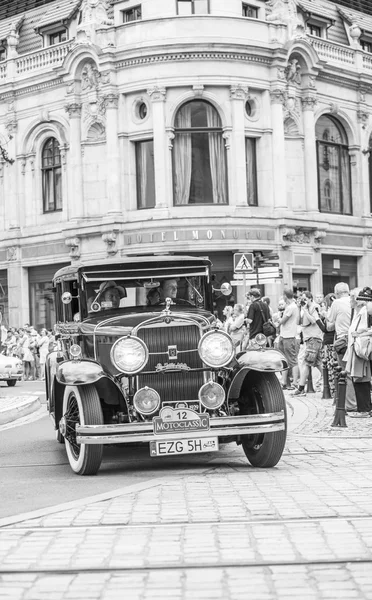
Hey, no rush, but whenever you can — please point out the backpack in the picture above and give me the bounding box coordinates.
[257,302,276,337]
[354,335,372,361]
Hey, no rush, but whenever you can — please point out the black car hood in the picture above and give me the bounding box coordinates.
[79,306,214,336]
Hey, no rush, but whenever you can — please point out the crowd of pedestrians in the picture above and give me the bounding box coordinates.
[0,325,57,381]
[220,282,372,418]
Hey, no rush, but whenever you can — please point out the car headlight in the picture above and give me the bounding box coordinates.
[134,387,160,415]
[69,344,82,360]
[110,336,148,374]
[198,330,235,368]
[199,381,225,410]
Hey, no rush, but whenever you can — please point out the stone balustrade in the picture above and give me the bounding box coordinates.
[0,62,7,80]
[310,37,355,66]
[15,41,73,76]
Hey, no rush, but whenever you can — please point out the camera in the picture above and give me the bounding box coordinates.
[300,299,307,307]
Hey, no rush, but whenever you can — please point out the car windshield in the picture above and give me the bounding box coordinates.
[83,275,206,312]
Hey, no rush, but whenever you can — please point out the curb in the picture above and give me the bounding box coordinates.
[0,396,42,426]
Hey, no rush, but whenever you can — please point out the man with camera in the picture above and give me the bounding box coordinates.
[275,289,300,390]
[292,291,323,396]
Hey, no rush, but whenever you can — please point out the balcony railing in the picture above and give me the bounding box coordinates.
[310,37,355,66]
[0,62,6,80]
[15,41,73,76]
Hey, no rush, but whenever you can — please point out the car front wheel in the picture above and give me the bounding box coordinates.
[239,372,287,468]
[7,380,16,387]
[62,385,103,476]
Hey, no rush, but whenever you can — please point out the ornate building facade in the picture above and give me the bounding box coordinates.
[0,0,372,327]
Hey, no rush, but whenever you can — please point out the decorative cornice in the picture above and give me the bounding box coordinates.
[147,86,167,102]
[0,78,65,102]
[117,52,272,70]
[65,103,82,118]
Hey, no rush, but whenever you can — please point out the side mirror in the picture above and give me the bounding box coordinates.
[62,292,72,304]
[213,283,232,296]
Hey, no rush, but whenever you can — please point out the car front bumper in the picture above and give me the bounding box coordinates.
[76,412,285,445]
[0,371,22,380]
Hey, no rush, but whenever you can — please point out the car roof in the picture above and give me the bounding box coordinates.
[53,255,212,283]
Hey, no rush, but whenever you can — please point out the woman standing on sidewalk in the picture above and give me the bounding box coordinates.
[344,287,372,418]
[38,328,50,380]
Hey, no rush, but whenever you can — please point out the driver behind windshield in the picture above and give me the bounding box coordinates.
[159,278,192,306]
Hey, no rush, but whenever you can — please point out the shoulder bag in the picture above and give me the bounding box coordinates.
[257,302,276,337]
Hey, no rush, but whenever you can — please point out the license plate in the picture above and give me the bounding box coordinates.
[150,436,219,457]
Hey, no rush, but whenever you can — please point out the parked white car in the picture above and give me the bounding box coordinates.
[0,354,23,386]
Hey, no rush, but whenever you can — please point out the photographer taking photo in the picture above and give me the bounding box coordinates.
[292,291,323,396]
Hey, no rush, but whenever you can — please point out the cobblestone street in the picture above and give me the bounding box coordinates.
[1,393,372,599]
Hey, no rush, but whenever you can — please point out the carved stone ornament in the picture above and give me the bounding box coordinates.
[281,227,311,248]
[277,68,287,81]
[366,235,372,250]
[6,246,18,261]
[285,59,301,85]
[270,89,286,105]
[192,84,204,97]
[167,129,175,150]
[81,63,101,91]
[329,103,339,115]
[65,103,82,118]
[230,84,249,100]
[357,110,369,130]
[222,130,231,150]
[266,0,305,40]
[313,229,327,251]
[5,119,17,134]
[301,96,317,111]
[147,86,167,102]
[83,98,106,122]
[79,0,113,27]
[102,231,118,256]
[103,93,119,109]
[65,237,81,260]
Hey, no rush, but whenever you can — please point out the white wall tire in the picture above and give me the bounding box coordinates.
[62,385,103,475]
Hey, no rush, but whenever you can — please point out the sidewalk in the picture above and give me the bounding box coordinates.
[1,391,372,599]
[0,395,41,426]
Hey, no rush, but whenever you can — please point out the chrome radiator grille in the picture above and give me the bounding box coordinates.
[137,322,205,402]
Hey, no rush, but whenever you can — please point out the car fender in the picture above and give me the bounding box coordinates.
[56,359,106,386]
[227,349,288,401]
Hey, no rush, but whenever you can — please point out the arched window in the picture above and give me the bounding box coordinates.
[315,115,352,215]
[42,137,62,213]
[172,100,228,205]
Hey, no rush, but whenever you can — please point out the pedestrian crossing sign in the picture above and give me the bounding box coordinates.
[234,253,254,273]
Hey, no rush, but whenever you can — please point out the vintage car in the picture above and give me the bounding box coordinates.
[0,353,23,386]
[46,255,288,475]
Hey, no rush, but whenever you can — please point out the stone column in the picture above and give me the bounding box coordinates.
[4,120,20,230]
[103,93,122,216]
[65,103,83,220]
[301,95,318,213]
[147,86,167,208]
[230,84,248,207]
[270,89,287,209]
[7,251,29,327]
[357,108,370,217]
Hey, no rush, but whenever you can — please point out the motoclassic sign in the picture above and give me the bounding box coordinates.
[153,407,210,435]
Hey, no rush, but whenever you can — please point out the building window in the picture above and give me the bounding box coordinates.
[361,39,372,53]
[177,0,209,15]
[48,30,67,45]
[242,3,258,18]
[42,138,62,213]
[136,140,155,209]
[316,115,352,215]
[173,100,228,205]
[368,136,372,214]
[0,47,6,62]
[307,23,322,37]
[245,138,258,206]
[123,5,142,22]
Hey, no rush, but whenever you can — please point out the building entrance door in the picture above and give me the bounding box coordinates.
[293,273,311,296]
